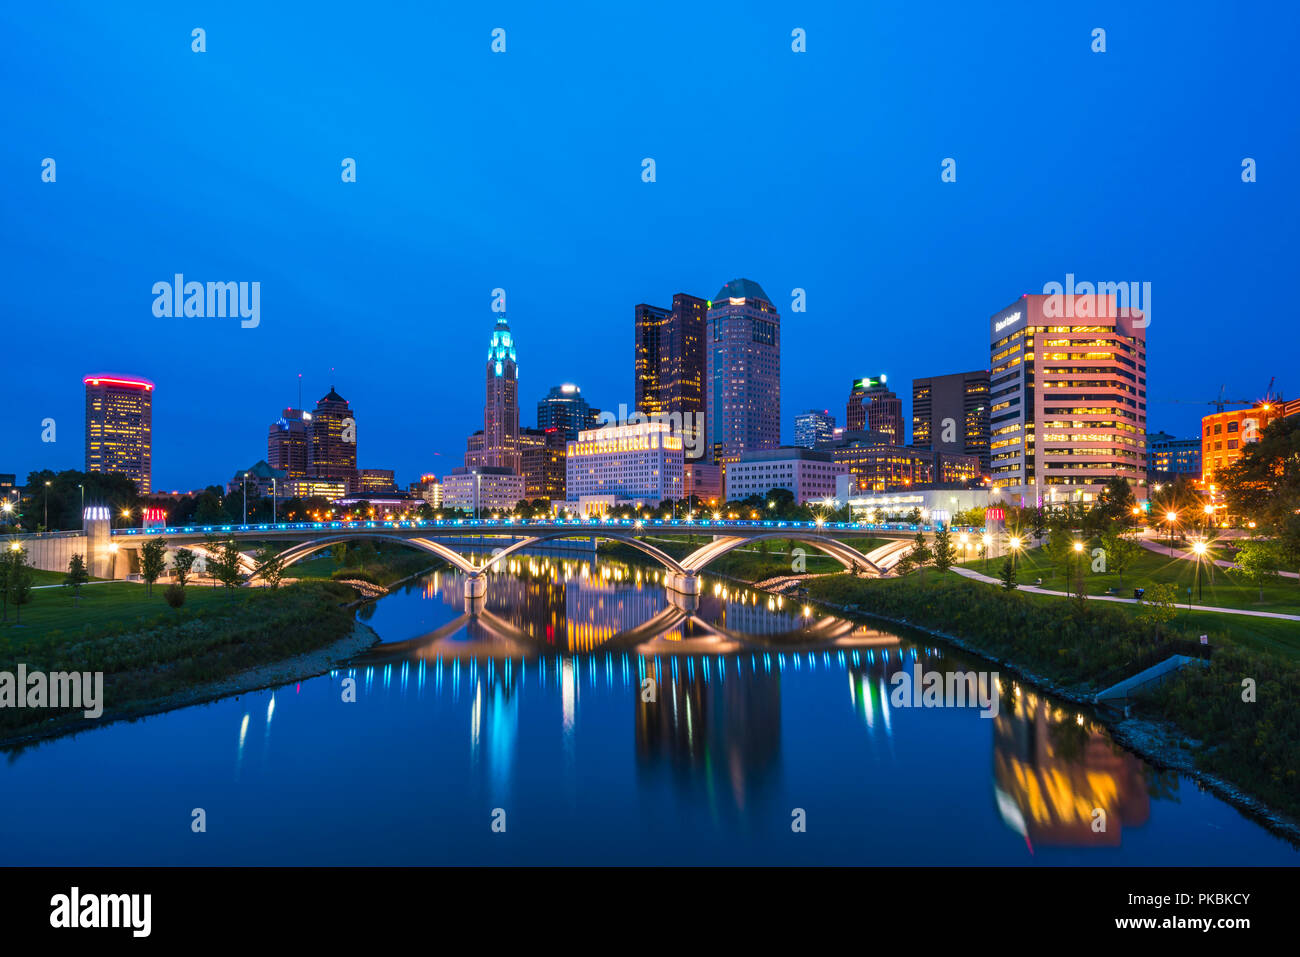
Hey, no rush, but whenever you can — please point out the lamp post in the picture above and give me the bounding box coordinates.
[981,532,992,573]
[1192,540,1207,601]
[1165,511,1178,556]
[43,480,50,529]
[1072,540,1084,593]
[1009,536,1022,573]
[242,472,249,525]
[1203,503,1214,535]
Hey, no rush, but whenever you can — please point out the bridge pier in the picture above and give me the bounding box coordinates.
[464,575,486,599]
[665,572,700,596]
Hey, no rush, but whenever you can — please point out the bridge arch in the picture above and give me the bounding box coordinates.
[679,533,882,577]
[476,531,686,577]
[250,533,479,582]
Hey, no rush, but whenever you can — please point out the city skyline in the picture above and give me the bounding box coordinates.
[5,4,1298,490]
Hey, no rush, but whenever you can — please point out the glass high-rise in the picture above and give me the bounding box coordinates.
[705,279,780,465]
[634,293,708,456]
[481,315,521,473]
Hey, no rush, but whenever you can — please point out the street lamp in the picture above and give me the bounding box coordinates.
[1203,503,1214,534]
[1009,536,1022,572]
[43,480,50,530]
[981,532,992,572]
[1192,540,1207,600]
[1165,510,1178,556]
[242,472,249,525]
[1072,540,1084,592]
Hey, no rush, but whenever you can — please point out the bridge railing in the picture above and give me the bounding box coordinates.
[109,517,981,538]
[2,529,88,541]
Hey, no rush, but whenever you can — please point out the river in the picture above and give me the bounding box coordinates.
[1,554,1295,865]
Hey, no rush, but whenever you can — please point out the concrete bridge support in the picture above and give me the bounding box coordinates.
[464,575,486,599]
[665,572,700,596]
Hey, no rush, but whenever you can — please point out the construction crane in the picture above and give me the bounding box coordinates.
[1156,385,1257,413]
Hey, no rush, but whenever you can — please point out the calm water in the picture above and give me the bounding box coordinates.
[1,555,1296,865]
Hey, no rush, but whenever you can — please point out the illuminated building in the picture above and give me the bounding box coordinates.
[442,466,525,514]
[83,373,153,493]
[1200,402,1288,483]
[634,293,708,458]
[840,486,990,524]
[518,426,566,502]
[307,387,357,486]
[793,409,836,449]
[267,408,310,478]
[706,279,780,465]
[1145,431,1201,481]
[683,461,721,506]
[410,473,442,507]
[279,477,347,500]
[479,315,521,473]
[565,421,684,506]
[989,294,1147,506]
[912,370,990,474]
[827,435,977,493]
[357,469,397,495]
[845,375,903,446]
[536,383,599,441]
[725,448,845,504]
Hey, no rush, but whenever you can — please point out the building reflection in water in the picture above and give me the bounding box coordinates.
[993,687,1160,850]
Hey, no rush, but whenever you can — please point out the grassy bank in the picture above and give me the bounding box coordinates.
[600,538,846,581]
[0,579,360,742]
[804,570,1300,824]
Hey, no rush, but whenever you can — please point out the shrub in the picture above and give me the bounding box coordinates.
[164,584,186,609]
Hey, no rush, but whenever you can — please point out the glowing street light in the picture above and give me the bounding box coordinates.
[1008,536,1022,572]
[1165,510,1179,556]
[1192,539,1208,600]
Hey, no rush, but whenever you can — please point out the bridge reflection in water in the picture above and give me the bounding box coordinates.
[333,557,1161,847]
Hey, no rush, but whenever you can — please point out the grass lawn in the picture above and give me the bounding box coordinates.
[1,580,243,643]
[960,544,1300,615]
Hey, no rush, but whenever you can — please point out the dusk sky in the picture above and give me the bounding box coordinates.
[4,1,1297,491]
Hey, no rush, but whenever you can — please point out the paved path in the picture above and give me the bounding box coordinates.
[950,566,1300,621]
[1137,537,1300,579]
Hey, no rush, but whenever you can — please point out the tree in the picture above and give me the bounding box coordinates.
[140,536,168,596]
[1044,520,1075,583]
[909,531,933,582]
[212,538,246,592]
[1093,476,1137,527]
[1233,538,1284,602]
[255,544,286,590]
[64,553,90,605]
[332,542,349,567]
[1219,416,1300,530]
[1,546,34,623]
[1136,583,1179,640]
[932,524,955,572]
[1000,558,1018,590]
[172,547,197,588]
[354,540,378,570]
[1100,528,1141,585]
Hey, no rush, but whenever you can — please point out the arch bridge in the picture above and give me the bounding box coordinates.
[103,516,963,599]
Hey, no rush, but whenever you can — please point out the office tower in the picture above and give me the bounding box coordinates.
[307,387,358,483]
[912,370,991,475]
[989,294,1147,506]
[793,409,836,449]
[481,315,521,473]
[519,426,567,502]
[537,383,599,441]
[1200,402,1288,483]
[845,375,903,446]
[706,279,780,464]
[565,421,684,507]
[634,292,708,457]
[1145,431,1201,481]
[267,408,310,478]
[83,374,154,493]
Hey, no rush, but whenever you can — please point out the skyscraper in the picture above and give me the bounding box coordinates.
[845,375,903,446]
[793,409,835,449]
[267,407,310,478]
[635,292,708,457]
[480,315,521,473]
[989,294,1147,505]
[912,370,991,475]
[706,279,780,464]
[537,383,599,441]
[307,387,357,483]
[84,374,153,493]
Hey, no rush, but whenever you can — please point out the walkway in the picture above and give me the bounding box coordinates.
[1137,537,1299,579]
[950,566,1300,621]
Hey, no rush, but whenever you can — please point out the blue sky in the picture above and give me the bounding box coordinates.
[3,1,1297,490]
